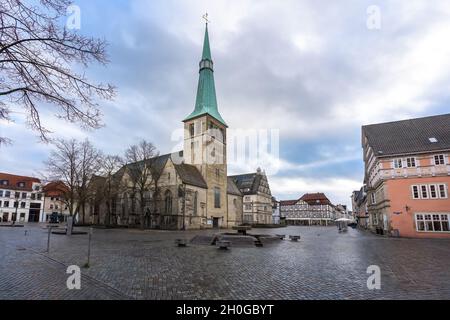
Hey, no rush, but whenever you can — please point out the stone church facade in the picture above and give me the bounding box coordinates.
[87,23,243,230]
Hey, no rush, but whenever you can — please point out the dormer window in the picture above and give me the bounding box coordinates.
[429,137,438,143]
[0,180,8,186]
[17,182,25,188]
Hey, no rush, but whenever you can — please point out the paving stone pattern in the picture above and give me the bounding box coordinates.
[1,225,449,300]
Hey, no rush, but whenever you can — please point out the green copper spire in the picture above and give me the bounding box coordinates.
[183,23,227,127]
[202,24,212,60]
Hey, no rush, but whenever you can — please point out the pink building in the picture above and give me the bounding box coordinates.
[362,114,450,238]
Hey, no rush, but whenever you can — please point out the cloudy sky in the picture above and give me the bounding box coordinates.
[2,0,450,208]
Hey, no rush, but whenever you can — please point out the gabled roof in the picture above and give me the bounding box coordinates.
[229,172,263,195]
[87,175,107,192]
[43,181,69,197]
[0,172,40,191]
[174,163,207,189]
[279,199,298,206]
[299,193,332,205]
[362,113,450,156]
[119,152,208,189]
[227,177,242,196]
[124,153,171,181]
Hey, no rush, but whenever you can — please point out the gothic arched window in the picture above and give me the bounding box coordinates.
[233,198,237,209]
[193,191,198,216]
[165,190,173,214]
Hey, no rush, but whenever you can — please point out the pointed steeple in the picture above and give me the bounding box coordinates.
[202,24,212,60]
[183,23,227,127]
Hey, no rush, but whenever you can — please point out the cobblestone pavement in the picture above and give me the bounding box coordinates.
[1,224,450,300]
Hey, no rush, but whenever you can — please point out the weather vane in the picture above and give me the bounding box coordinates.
[202,12,210,24]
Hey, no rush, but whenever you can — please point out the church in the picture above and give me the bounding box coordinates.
[87,23,250,229]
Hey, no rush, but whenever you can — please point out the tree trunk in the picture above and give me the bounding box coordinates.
[106,202,111,226]
[140,195,145,229]
[82,202,86,225]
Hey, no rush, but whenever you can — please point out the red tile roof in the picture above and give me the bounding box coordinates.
[300,193,332,205]
[279,200,298,206]
[43,181,69,197]
[0,172,41,191]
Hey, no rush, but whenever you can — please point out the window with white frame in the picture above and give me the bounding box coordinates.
[406,157,416,168]
[439,184,448,198]
[412,184,448,199]
[372,213,378,225]
[434,154,445,165]
[420,185,428,199]
[416,214,449,232]
[370,193,376,204]
[393,158,403,168]
[412,185,420,199]
[429,185,438,199]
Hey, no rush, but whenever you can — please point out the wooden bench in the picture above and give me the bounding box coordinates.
[217,240,231,249]
[289,235,301,242]
[276,234,285,240]
[175,239,188,247]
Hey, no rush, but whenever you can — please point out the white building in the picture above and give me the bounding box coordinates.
[0,173,45,223]
[280,193,335,226]
[229,168,273,225]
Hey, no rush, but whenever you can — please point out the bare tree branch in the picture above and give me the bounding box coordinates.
[124,140,159,229]
[44,138,102,224]
[0,0,116,144]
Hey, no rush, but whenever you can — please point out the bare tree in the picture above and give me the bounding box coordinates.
[124,140,159,229]
[0,0,115,145]
[44,138,102,225]
[99,154,124,226]
[76,139,102,224]
[44,139,78,217]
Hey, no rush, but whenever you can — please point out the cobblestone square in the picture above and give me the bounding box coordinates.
[1,225,450,300]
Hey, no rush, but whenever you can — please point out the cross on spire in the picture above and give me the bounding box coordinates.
[202,12,210,24]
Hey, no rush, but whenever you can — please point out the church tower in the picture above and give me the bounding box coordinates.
[183,23,228,226]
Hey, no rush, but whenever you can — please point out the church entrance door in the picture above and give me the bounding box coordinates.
[213,217,219,229]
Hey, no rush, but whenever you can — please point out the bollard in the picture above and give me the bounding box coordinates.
[85,227,93,268]
[47,227,52,253]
